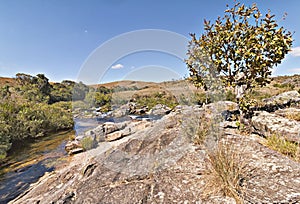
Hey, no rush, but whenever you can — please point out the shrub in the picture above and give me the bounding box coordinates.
[225,89,236,102]
[134,92,178,109]
[80,136,96,151]
[273,83,295,90]
[192,92,210,105]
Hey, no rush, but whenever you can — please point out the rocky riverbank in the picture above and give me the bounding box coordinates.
[11,91,300,203]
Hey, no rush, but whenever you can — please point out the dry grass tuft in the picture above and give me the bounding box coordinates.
[286,112,300,121]
[203,141,249,203]
[265,135,300,161]
[193,117,211,145]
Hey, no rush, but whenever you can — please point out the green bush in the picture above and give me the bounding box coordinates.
[0,100,73,161]
[273,83,295,90]
[134,92,178,109]
[225,89,236,102]
[80,136,96,150]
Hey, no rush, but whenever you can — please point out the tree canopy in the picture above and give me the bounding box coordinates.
[186,2,293,93]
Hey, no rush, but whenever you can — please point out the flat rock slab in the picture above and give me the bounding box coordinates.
[252,111,300,142]
[275,107,300,118]
[263,90,300,106]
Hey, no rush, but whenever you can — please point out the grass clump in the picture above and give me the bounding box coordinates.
[181,111,209,145]
[286,112,300,121]
[265,135,299,161]
[203,142,248,203]
[193,117,210,145]
[80,136,96,151]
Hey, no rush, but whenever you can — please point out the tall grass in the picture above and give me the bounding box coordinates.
[202,141,249,203]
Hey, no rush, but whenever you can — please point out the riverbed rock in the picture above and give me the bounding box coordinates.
[68,148,84,155]
[252,111,300,142]
[149,104,172,115]
[103,121,127,134]
[64,140,81,152]
[105,121,151,142]
[112,104,130,118]
[204,101,239,114]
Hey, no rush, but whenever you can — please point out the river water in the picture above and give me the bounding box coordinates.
[0,131,74,203]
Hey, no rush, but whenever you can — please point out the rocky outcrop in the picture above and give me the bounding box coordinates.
[111,104,130,118]
[204,101,239,112]
[112,102,149,117]
[64,140,84,155]
[11,105,300,203]
[252,110,300,142]
[263,90,300,107]
[66,119,153,154]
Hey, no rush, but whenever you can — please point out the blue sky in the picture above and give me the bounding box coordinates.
[0,0,299,83]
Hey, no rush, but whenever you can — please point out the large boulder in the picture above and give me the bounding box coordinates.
[65,140,84,155]
[263,91,300,106]
[252,111,300,142]
[204,101,238,112]
[112,102,141,117]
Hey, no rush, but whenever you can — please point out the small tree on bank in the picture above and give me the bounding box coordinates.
[186,2,293,115]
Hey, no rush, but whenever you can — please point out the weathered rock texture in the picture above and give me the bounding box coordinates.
[11,105,300,203]
[252,110,300,142]
[263,90,300,106]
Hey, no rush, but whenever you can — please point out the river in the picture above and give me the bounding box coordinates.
[0,131,74,203]
[0,115,159,203]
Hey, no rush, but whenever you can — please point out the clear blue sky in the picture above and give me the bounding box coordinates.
[0,0,299,83]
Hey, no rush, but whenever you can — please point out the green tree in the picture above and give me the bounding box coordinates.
[15,73,51,103]
[72,81,89,101]
[0,85,11,100]
[186,2,293,112]
[50,82,73,103]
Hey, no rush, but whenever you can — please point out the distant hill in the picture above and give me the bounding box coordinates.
[1,74,299,94]
[0,77,16,86]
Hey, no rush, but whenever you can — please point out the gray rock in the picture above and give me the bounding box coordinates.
[105,121,150,142]
[65,140,80,151]
[263,90,300,106]
[252,111,300,142]
[149,104,172,115]
[68,148,84,155]
[275,107,300,118]
[112,104,130,117]
[103,121,128,134]
[204,101,238,112]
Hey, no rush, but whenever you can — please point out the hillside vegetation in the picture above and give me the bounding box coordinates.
[0,74,78,160]
[1,73,300,161]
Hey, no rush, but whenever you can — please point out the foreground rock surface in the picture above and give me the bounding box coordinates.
[11,105,300,203]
